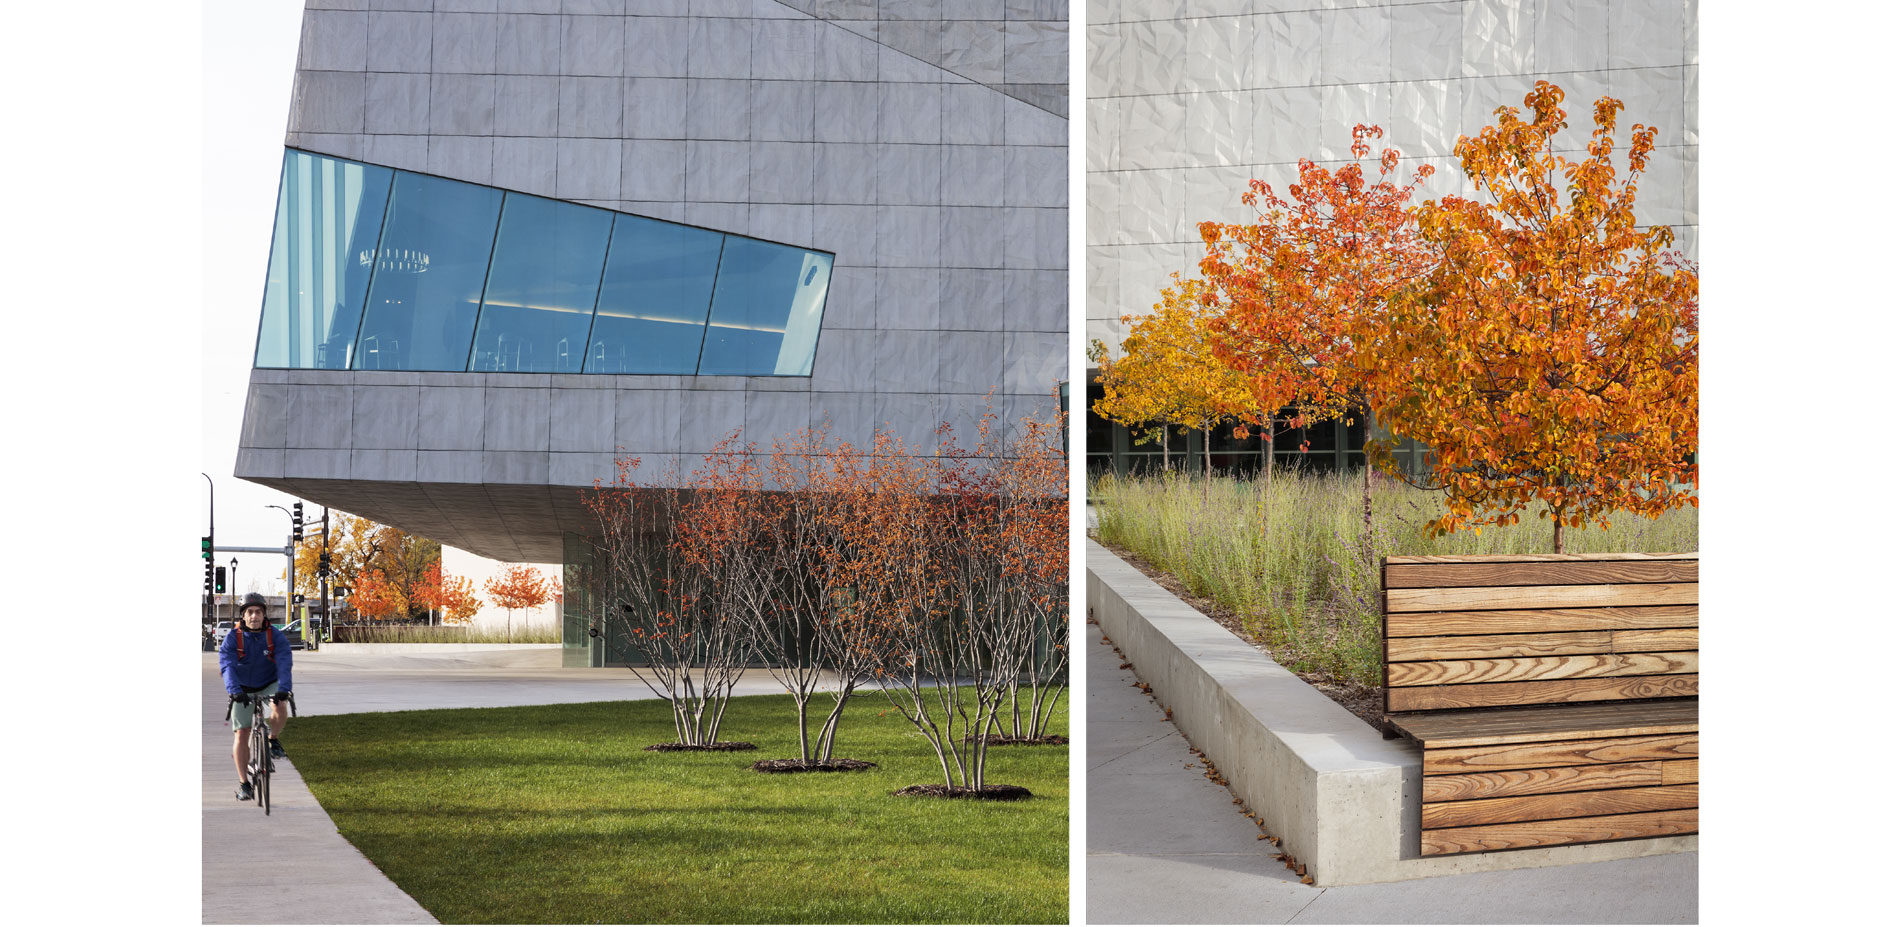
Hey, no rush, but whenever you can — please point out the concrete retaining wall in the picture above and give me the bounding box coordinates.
[1085,539,1696,885]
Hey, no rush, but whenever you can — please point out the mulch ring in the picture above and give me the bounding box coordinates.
[891,784,1033,801]
[961,734,1070,746]
[644,742,757,752]
[750,758,879,773]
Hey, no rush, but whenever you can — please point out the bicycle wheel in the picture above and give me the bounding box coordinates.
[251,715,271,812]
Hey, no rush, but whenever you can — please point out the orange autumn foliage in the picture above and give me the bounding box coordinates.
[1363,82,1698,550]
[1198,124,1435,440]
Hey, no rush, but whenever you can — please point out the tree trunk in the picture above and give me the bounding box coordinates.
[1553,516,1565,554]
[1161,429,1170,472]
[1361,457,1374,566]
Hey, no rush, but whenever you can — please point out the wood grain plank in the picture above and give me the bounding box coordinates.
[1388,631,1615,662]
[1423,733,1697,775]
[1390,701,1698,748]
[1422,784,1698,829]
[1387,583,1698,613]
[1387,553,1698,564]
[1387,674,1698,711]
[1421,809,1698,855]
[1661,759,1698,785]
[1611,628,1700,653]
[1421,762,1665,802]
[1388,652,1698,687]
[1386,561,1697,589]
[1386,605,1698,637]
[1389,629,1700,662]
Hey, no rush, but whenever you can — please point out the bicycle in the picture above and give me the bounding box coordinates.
[226,690,295,815]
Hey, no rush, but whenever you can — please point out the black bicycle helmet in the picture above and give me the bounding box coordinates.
[240,592,269,615]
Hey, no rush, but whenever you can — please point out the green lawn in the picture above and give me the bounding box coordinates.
[290,689,1068,924]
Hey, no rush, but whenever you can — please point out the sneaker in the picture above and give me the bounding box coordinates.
[236,781,254,801]
[269,738,287,760]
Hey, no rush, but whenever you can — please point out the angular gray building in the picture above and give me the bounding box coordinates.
[233,1,1070,661]
[1084,0,1696,474]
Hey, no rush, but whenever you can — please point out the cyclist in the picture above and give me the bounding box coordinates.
[219,592,293,801]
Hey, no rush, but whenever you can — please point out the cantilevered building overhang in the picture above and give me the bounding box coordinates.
[235,1,1070,564]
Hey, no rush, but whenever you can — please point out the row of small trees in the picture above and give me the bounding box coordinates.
[1093,83,1698,553]
[290,513,558,631]
[581,408,1068,793]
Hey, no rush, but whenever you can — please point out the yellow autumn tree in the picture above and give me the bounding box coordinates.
[1089,274,1256,479]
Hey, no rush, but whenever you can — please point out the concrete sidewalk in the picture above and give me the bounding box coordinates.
[201,649,802,924]
[1084,621,1697,924]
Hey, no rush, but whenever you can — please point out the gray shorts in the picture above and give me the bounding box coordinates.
[230,682,281,732]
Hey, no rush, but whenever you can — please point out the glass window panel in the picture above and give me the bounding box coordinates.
[468,194,613,373]
[255,151,392,369]
[354,172,503,371]
[697,237,834,376]
[587,216,724,375]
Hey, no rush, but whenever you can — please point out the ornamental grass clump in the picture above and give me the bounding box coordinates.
[1091,468,1697,688]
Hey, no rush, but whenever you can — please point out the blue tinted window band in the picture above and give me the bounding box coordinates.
[254,149,834,376]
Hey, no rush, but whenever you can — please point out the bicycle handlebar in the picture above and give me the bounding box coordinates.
[225,690,297,718]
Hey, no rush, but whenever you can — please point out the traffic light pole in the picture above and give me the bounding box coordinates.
[202,473,215,630]
[316,506,330,651]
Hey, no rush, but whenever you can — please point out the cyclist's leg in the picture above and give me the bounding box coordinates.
[267,696,289,739]
[231,696,255,781]
[232,729,249,781]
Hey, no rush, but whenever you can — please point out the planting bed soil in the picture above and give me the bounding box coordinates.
[1093,537,1385,732]
[892,784,1033,800]
[750,758,877,773]
[643,741,757,752]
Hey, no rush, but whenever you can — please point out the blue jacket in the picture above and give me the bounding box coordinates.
[219,625,292,695]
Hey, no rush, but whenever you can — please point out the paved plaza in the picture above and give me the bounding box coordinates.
[1084,621,1698,924]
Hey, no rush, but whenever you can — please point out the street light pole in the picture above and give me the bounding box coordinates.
[229,558,239,620]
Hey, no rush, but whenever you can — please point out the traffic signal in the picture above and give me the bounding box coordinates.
[201,535,213,561]
[291,502,305,542]
[317,551,332,578]
[203,561,214,592]
[214,567,227,595]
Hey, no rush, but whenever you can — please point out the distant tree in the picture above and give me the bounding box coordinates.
[485,564,552,642]
[414,560,482,625]
[1362,82,1699,552]
[1089,275,1254,479]
[352,568,408,621]
[290,512,442,619]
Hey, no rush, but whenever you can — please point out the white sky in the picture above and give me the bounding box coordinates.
[201,0,305,597]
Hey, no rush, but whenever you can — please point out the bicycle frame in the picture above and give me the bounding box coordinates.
[226,691,294,815]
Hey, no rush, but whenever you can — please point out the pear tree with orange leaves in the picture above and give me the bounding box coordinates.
[1363,82,1698,552]
[1089,275,1255,479]
[485,563,552,643]
[1198,125,1435,551]
[413,559,482,625]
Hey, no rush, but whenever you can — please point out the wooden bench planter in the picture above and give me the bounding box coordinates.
[1381,553,1699,857]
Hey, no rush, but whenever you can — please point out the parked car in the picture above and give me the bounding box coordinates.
[211,621,235,649]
